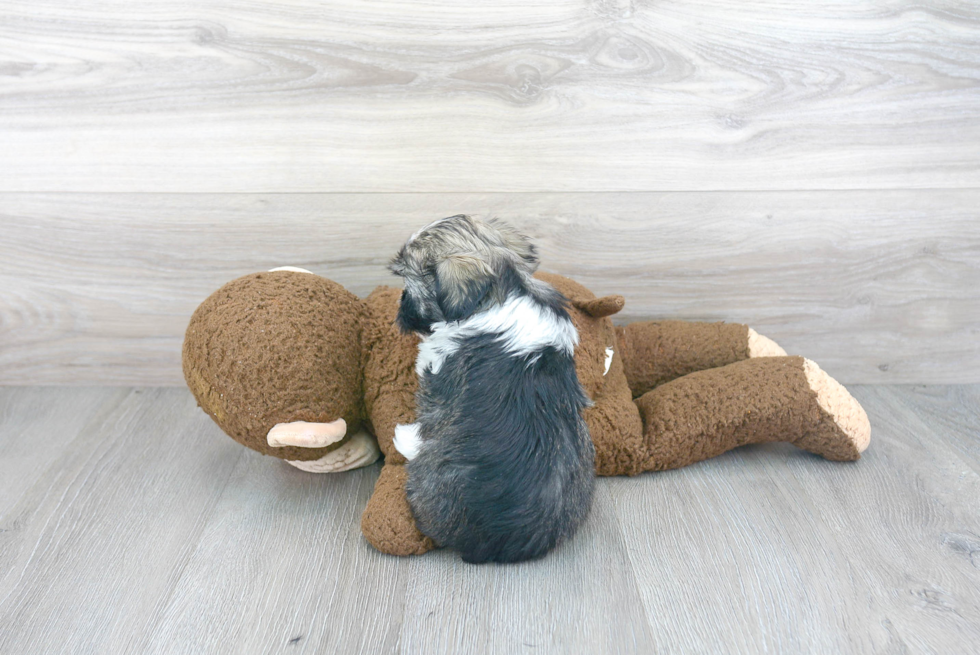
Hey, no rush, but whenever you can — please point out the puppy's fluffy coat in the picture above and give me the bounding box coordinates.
[389,215,595,564]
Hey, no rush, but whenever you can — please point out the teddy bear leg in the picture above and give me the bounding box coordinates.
[635,356,870,472]
[360,463,437,556]
[615,321,786,398]
[796,357,872,459]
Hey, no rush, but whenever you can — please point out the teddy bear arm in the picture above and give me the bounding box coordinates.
[583,332,647,477]
[363,391,415,464]
[634,356,870,472]
[280,429,382,473]
[615,320,785,398]
[360,285,420,463]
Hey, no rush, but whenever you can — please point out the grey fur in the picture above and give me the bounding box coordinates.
[388,215,563,329]
[389,216,596,563]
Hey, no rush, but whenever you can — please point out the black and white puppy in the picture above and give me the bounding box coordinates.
[388,215,595,564]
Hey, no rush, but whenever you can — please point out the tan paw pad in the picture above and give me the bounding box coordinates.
[803,358,871,453]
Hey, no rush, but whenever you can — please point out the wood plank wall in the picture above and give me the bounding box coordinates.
[1,1,978,385]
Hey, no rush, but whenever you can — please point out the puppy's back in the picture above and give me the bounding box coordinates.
[406,334,595,563]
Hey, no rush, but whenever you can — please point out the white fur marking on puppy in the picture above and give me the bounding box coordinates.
[394,422,423,460]
[414,294,579,375]
[478,294,579,357]
[603,347,614,376]
[415,323,459,375]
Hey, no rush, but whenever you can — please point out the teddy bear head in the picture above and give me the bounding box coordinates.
[182,270,367,461]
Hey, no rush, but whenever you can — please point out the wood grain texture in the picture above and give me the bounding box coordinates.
[0,388,244,653]
[2,191,978,385]
[897,385,980,473]
[141,453,407,654]
[1,385,979,653]
[1,0,978,192]
[0,387,129,517]
[610,384,980,654]
[396,483,656,655]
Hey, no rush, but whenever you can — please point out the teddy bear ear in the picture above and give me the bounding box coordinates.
[572,294,625,318]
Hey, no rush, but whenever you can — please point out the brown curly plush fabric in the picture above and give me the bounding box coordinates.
[183,269,868,559]
[182,271,366,461]
[616,320,750,399]
[637,356,862,471]
[361,286,420,464]
[533,272,645,476]
[584,339,646,477]
[576,294,626,319]
[536,273,614,400]
[360,464,436,556]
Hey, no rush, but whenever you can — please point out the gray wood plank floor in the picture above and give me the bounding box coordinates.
[1,386,978,654]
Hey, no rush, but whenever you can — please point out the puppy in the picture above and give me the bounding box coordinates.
[388,215,595,563]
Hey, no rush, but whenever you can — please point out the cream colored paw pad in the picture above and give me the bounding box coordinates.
[747,328,787,357]
[803,358,871,453]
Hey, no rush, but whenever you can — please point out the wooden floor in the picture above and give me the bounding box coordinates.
[1,385,978,653]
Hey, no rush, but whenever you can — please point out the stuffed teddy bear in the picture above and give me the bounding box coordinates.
[183,268,870,556]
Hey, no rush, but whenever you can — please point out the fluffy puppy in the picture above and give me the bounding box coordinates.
[388,215,595,564]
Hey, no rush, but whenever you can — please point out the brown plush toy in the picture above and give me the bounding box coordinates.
[183,269,870,557]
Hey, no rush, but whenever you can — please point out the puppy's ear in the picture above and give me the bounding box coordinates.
[387,247,408,276]
[487,218,538,274]
[435,254,492,322]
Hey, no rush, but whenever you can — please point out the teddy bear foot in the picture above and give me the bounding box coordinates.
[747,328,787,357]
[795,358,871,461]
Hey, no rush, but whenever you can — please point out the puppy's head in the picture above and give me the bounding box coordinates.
[388,215,541,334]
